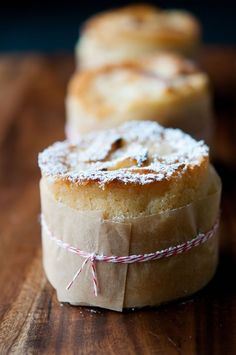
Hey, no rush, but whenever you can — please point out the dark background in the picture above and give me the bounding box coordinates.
[0,0,235,52]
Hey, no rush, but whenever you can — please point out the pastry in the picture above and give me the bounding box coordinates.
[76,4,201,69]
[66,53,212,142]
[39,121,221,311]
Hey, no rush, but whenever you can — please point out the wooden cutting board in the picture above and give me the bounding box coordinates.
[0,49,235,354]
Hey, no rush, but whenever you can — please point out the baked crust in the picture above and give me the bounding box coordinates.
[66,53,212,139]
[39,121,214,218]
[77,4,201,68]
[84,4,200,44]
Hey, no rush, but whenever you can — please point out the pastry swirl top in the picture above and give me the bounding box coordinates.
[68,53,208,119]
[39,121,209,187]
[82,4,200,45]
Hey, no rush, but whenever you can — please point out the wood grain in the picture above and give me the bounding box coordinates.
[0,49,235,355]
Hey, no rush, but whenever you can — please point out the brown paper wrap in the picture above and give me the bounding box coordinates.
[40,168,221,312]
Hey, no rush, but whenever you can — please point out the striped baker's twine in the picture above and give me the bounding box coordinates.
[41,214,219,297]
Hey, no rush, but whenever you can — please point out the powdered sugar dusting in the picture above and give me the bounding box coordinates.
[38,121,209,187]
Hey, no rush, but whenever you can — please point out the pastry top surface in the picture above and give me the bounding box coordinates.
[81,4,201,44]
[68,53,208,119]
[39,121,209,188]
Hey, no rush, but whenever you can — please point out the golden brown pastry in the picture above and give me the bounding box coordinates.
[39,121,221,311]
[66,53,212,142]
[76,4,201,69]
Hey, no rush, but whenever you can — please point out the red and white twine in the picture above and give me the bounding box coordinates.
[41,215,219,297]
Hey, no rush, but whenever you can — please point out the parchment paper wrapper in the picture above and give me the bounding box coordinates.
[40,168,221,311]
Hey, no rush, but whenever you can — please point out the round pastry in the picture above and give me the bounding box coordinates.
[39,121,221,311]
[76,4,201,69]
[66,53,212,142]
